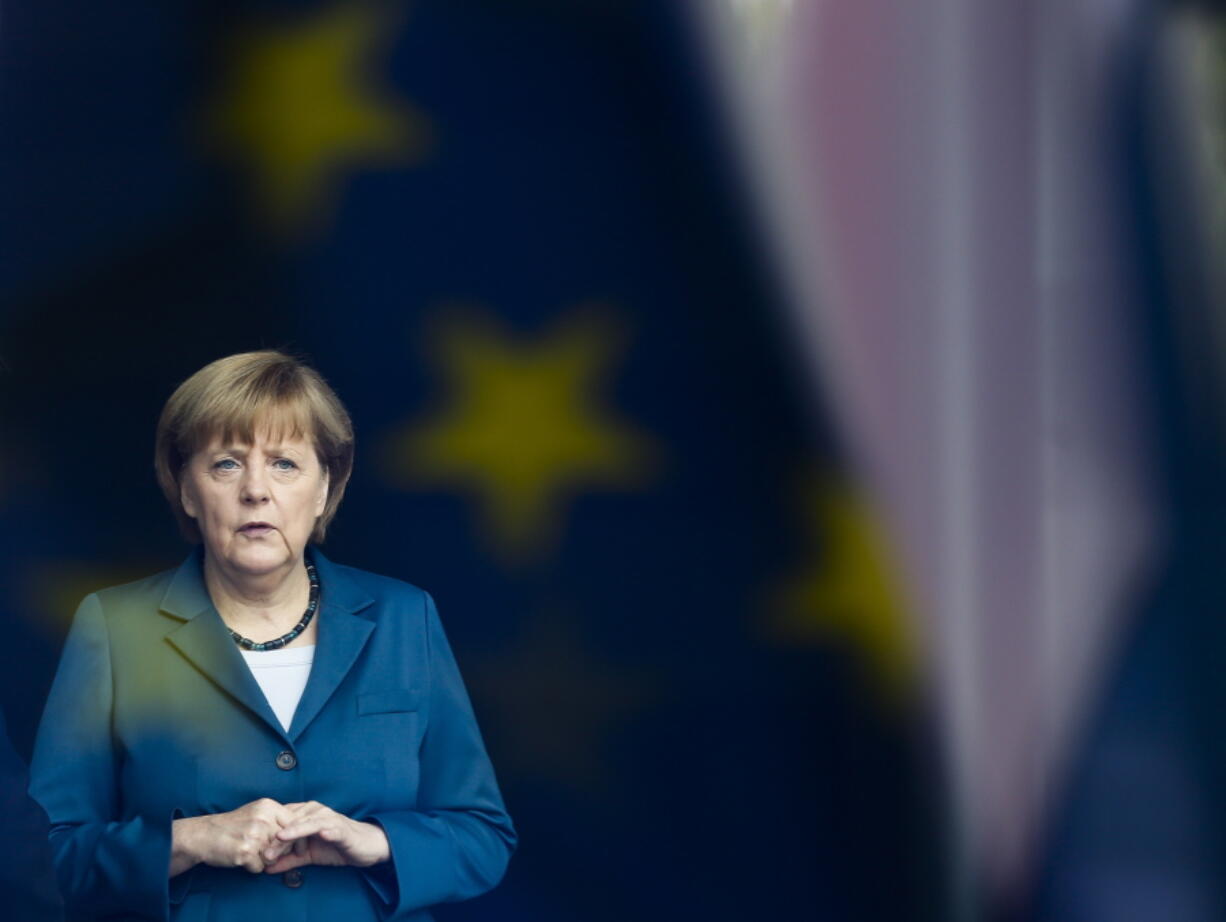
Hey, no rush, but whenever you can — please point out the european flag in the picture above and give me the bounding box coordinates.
[0,2,938,919]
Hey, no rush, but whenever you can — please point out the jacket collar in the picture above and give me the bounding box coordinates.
[159,546,376,743]
[158,544,213,622]
[287,549,375,740]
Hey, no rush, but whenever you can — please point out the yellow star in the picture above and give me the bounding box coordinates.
[382,307,657,563]
[205,1,430,233]
[774,473,916,703]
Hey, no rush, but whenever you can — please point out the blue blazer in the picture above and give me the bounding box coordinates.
[29,548,516,922]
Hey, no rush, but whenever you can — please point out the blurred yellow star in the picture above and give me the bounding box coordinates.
[383,308,656,562]
[775,474,916,702]
[206,1,430,232]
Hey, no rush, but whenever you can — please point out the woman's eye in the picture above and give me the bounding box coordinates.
[273,459,298,471]
[213,458,239,471]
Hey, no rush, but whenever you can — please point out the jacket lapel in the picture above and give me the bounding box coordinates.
[159,549,289,742]
[286,549,375,742]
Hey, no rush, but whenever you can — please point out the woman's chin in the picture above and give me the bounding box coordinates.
[215,544,296,576]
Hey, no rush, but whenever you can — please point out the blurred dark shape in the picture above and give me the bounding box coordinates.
[0,708,61,922]
[1033,2,1226,921]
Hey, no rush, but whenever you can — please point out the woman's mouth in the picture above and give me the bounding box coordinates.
[238,522,274,537]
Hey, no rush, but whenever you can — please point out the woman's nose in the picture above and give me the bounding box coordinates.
[240,466,270,503]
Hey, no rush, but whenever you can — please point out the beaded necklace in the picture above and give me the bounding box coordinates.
[227,557,319,652]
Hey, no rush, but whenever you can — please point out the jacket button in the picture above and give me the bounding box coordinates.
[275,750,297,771]
[283,869,304,889]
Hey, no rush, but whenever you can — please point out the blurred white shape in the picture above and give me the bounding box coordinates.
[696,0,1163,909]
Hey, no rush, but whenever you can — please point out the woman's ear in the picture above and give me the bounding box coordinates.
[315,469,329,517]
[180,478,198,520]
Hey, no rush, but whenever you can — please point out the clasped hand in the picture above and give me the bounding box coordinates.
[170,798,390,877]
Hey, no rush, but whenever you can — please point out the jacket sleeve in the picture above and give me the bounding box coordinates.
[364,592,517,915]
[29,594,178,921]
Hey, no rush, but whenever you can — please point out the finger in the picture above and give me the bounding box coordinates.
[264,850,310,875]
[276,816,327,841]
[249,797,285,818]
[274,803,319,830]
[243,813,287,840]
[267,801,300,828]
[263,834,305,865]
[247,797,298,830]
[262,838,295,865]
[244,819,283,849]
[278,815,344,845]
[276,805,338,840]
[241,850,266,874]
[294,802,329,825]
[283,800,325,814]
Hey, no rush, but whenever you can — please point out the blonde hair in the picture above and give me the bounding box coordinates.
[155,351,354,543]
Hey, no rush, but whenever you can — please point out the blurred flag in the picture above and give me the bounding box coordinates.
[695,0,1168,914]
[1033,5,1226,920]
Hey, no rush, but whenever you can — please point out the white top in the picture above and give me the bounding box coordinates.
[240,644,316,732]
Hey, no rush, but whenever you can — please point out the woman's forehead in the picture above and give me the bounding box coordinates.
[194,410,315,451]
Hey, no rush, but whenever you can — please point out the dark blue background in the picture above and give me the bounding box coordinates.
[0,2,938,919]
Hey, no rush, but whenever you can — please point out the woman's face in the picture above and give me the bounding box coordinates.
[179,426,329,579]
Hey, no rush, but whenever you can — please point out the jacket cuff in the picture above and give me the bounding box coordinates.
[358,818,399,908]
[168,809,195,906]
[90,812,175,921]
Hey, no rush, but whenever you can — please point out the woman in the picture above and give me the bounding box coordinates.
[30,351,516,921]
